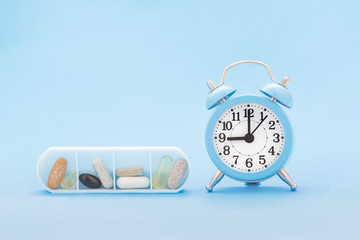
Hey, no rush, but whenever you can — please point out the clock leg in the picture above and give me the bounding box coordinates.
[277,168,297,191]
[206,170,224,192]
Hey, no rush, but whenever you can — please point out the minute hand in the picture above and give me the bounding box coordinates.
[251,115,268,135]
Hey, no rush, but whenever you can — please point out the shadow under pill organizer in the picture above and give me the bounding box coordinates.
[37,146,190,193]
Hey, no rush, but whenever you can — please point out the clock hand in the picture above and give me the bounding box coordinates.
[227,136,246,141]
[251,115,268,135]
[247,113,251,135]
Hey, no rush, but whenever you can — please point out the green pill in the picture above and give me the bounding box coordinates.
[152,155,173,189]
[61,172,77,189]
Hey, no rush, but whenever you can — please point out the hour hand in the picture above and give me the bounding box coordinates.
[227,136,245,141]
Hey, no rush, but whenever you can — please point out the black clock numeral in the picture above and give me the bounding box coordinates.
[260,112,268,121]
[222,121,233,130]
[233,155,239,164]
[219,133,226,143]
[246,158,253,168]
[232,112,240,121]
[273,133,280,143]
[259,155,266,165]
[244,108,254,118]
[268,146,275,155]
[269,120,275,130]
[223,145,230,155]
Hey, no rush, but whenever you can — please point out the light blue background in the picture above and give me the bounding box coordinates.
[0,1,359,239]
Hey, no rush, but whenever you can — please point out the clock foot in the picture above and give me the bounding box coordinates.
[206,170,224,192]
[277,168,297,191]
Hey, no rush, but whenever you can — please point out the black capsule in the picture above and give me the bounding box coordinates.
[79,173,102,189]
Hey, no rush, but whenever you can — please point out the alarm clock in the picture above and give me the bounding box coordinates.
[205,60,297,192]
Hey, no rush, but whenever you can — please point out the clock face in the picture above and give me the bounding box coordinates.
[213,103,284,173]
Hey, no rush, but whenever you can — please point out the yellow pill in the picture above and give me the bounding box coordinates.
[152,155,173,189]
[61,172,77,189]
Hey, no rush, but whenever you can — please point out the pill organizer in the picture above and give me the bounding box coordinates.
[37,146,190,193]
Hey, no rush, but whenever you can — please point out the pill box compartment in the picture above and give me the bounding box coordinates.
[78,149,114,192]
[37,148,78,192]
[37,147,190,193]
[151,151,189,191]
[114,150,150,191]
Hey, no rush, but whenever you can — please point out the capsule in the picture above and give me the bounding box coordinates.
[116,166,143,177]
[61,172,77,189]
[92,158,113,188]
[152,155,173,189]
[79,173,102,189]
[117,176,150,189]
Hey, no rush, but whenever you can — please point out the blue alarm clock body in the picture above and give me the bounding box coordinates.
[205,94,293,182]
[205,61,297,191]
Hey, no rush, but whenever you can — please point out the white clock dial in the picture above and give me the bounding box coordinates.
[213,103,284,173]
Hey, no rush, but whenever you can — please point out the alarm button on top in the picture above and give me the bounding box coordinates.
[206,84,236,110]
[260,83,293,108]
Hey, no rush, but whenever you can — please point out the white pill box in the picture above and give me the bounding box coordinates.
[37,146,190,193]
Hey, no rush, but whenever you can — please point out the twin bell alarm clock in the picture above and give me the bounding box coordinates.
[205,60,297,192]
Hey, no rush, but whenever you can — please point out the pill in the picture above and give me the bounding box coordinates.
[48,158,67,189]
[79,173,102,189]
[117,176,150,189]
[167,158,188,189]
[61,172,77,189]
[92,158,113,188]
[116,166,144,177]
[152,155,173,189]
